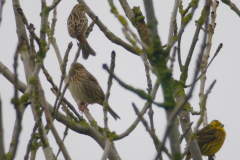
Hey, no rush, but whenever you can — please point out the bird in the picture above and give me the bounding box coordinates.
[68,63,120,120]
[67,4,96,59]
[185,120,226,160]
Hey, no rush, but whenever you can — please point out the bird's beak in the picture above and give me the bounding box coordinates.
[220,124,224,128]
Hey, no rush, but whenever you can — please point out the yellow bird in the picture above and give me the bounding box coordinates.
[186,120,226,160]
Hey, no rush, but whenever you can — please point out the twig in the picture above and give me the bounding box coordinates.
[101,139,112,160]
[185,43,223,88]
[49,0,61,11]
[24,124,38,160]
[103,51,116,130]
[53,42,73,116]
[10,37,25,160]
[0,0,5,27]
[166,0,200,53]
[54,46,81,119]
[221,0,240,17]
[116,79,160,140]
[0,95,4,158]
[170,47,177,72]
[200,0,219,127]
[85,16,98,38]
[132,103,171,159]
[103,65,166,108]
[41,64,83,122]
[55,127,69,160]
[142,52,155,132]
[179,122,193,143]
[118,0,134,22]
[189,107,200,115]
[38,81,71,160]
[167,0,181,46]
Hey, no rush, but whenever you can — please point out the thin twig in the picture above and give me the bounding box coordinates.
[170,47,177,72]
[179,122,193,143]
[101,139,112,160]
[55,127,69,160]
[167,0,181,46]
[10,38,25,160]
[49,0,61,11]
[24,124,38,160]
[132,103,172,159]
[0,95,4,158]
[200,0,219,127]
[221,0,240,17]
[0,0,5,27]
[185,43,223,88]
[103,65,166,108]
[103,51,116,130]
[38,81,71,160]
[189,107,201,115]
[53,46,81,119]
[166,0,200,53]
[41,64,83,121]
[85,16,98,38]
[53,42,73,116]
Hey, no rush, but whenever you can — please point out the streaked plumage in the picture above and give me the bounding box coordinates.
[68,63,120,120]
[67,4,96,59]
[186,120,226,160]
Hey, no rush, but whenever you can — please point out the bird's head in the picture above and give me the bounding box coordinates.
[72,4,87,13]
[209,120,224,129]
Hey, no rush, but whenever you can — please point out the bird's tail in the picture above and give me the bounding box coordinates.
[185,152,191,160]
[80,42,96,60]
[107,105,120,120]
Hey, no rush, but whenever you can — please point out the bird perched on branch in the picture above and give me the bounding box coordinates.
[185,120,226,160]
[67,4,96,59]
[68,63,120,120]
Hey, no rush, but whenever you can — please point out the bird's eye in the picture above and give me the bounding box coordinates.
[82,6,84,8]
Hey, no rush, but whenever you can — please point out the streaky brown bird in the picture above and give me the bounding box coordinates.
[68,63,120,120]
[67,4,96,59]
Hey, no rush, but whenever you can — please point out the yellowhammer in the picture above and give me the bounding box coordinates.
[185,120,226,160]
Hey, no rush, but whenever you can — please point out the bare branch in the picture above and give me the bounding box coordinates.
[185,43,223,88]
[167,0,181,46]
[200,0,219,127]
[0,0,5,26]
[49,0,61,11]
[179,122,193,143]
[221,0,240,17]
[116,78,160,140]
[132,103,171,159]
[0,95,4,158]
[101,139,112,160]
[103,65,166,108]
[38,81,71,160]
[24,124,38,160]
[103,51,116,130]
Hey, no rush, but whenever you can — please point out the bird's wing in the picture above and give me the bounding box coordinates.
[80,71,105,103]
[67,11,88,37]
[196,127,218,146]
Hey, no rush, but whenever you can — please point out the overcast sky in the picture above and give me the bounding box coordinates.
[1,0,240,159]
